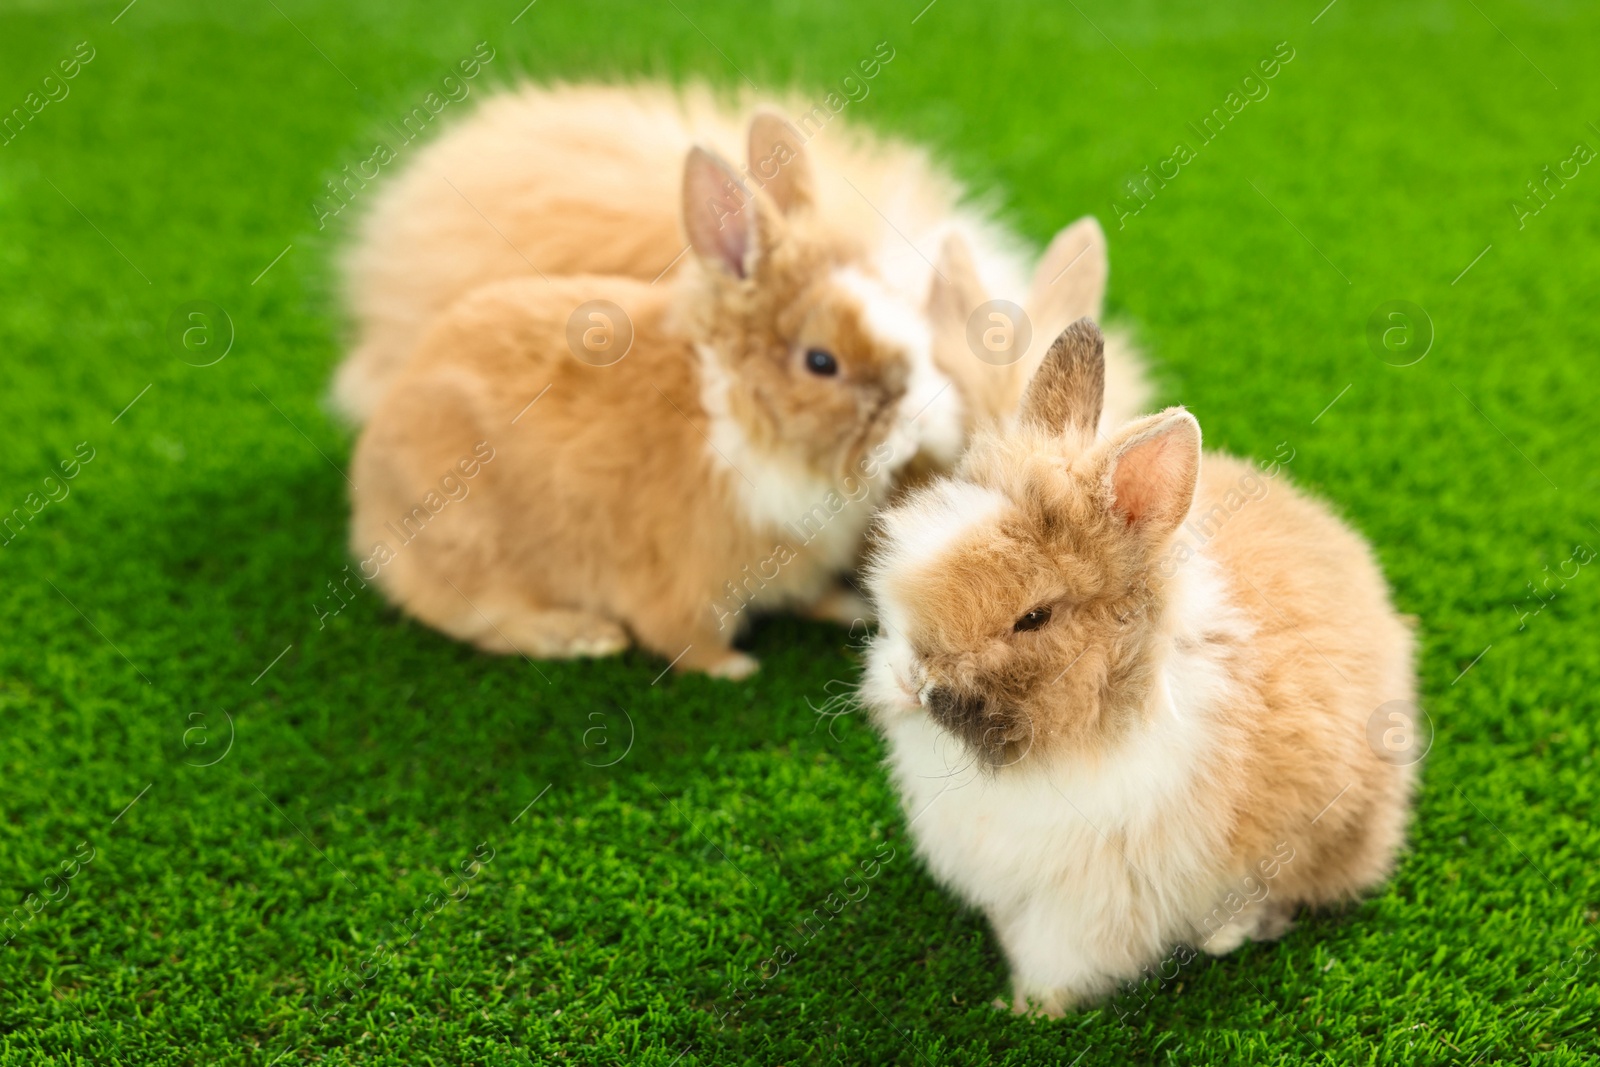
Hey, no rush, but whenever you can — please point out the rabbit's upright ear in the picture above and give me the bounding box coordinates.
[927,232,1007,428]
[746,110,814,214]
[927,231,986,325]
[1027,217,1109,338]
[1019,318,1105,439]
[683,146,772,280]
[1103,408,1201,535]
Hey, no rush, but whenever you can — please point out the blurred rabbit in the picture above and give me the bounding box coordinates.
[351,146,973,677]
[860,319,1418,1013]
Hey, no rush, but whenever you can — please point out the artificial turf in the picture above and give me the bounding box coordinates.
[2,0,1597,1063]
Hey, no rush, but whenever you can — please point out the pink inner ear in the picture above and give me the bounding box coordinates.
[684,151,752,279]
[706,207,749,278]
[1111,419,1199,527]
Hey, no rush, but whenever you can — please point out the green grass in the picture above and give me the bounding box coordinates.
[2,0,1597,1063]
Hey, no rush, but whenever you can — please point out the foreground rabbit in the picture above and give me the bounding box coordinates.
[351,146,968,677]
[333,83,1148,434]
[860,319,1418,1013]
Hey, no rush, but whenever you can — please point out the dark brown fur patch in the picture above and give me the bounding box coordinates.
[1020,318,1105,439]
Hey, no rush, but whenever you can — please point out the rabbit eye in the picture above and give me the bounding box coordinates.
[804,348,839,376]
[1013,607,1052,633]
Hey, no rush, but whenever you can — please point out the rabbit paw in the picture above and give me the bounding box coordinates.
[1004,983,1079,1018]
[803,585,876,628]
[465,607,628,659]
[564,631,631,657]
[544,618,630,659]
[1202,900,1297,956]
[704,651,760,681]
[1251,902,1297,942]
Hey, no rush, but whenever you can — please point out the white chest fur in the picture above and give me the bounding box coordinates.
[694,344,905,600]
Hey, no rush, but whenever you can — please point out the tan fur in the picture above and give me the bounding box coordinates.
[862,320,1417,1010]
[351,153,931,677]
[333,81,1147,430]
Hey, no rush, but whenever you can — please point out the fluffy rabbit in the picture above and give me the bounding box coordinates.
[333,82,1147,433]
[860,319,1418,1013]
[350,145,971,678]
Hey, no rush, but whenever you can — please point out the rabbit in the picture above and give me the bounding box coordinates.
[333,82,1148,433]
[858,319,1419,1014]
[349,144,980,678]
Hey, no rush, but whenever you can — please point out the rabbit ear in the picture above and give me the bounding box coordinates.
[746,110,814,214]
[927,232,1011,428]
[1103,408,1201,534]
[1027,217,1109,339]
[927,231,986,324]
[683,146,769,279]
[1019,318,1105,438]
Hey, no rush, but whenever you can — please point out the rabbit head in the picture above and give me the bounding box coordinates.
[862,318,1202,767]
[677,122,969,489]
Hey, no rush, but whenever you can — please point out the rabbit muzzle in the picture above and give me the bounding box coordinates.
[924,685,1032,767]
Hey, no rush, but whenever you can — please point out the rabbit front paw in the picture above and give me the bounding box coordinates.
[1001,982,1084,1018]
[802,584,876,628]
[704,651,760,680]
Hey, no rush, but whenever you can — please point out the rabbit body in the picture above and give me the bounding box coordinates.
[861,321,1417,1013]
[351,130,964,677]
